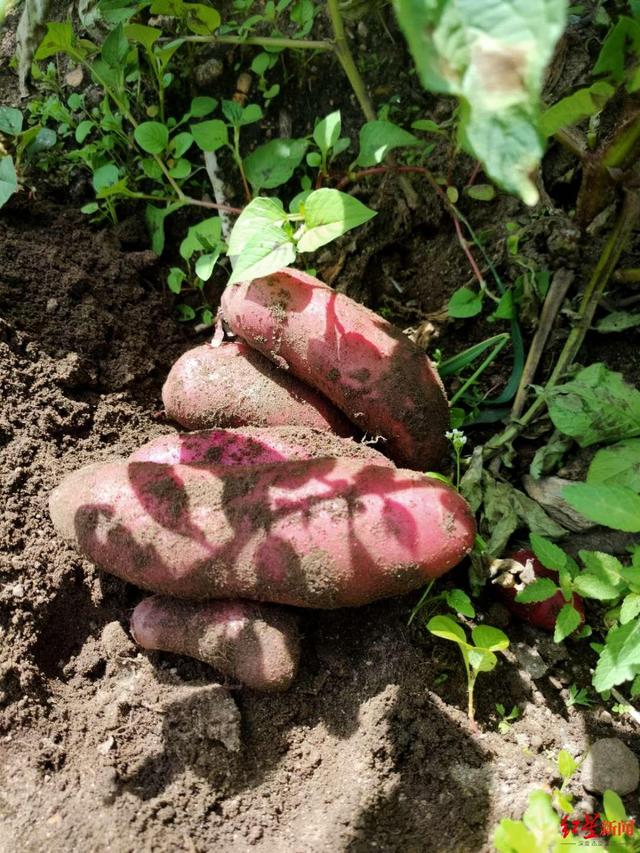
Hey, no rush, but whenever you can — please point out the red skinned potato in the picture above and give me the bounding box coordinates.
[163,341,351,435]
[130,425,393,467]
[495,549,585,633]
[131,596,300,691]
[221,269,449,470]
[49,458,475,608]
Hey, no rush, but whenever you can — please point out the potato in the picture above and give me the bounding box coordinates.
[49,458,475,608]
[131,596,300,691]
[130,425,393,467]
[163,341,351,434]
[221,269,449,470]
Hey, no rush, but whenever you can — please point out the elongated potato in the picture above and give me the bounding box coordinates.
[131,596,300,691]
[130,425,393,467]
[221,269,449,470]
[163,341,351,435]
[49,458,475,608]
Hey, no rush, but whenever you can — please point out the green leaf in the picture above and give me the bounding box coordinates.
[168,158,191,179]
[593,617,640,692]
[355,120,419,167]
[145,201,183,255]
[0,107,23,136]
[80,202,99,214]
[573,573,620,601]
[190,119,228,152]
[0,156,18,209]
[167,267,185,294]
[134,121,169,154]
[448,287,483,319]
[227,224,297,285]
[393,0,566,204]
[240,104,263,126]
[493,819,537,853]
[195,250,220,281]
[313,110,341,158]
[141,158,163,180]
[222,100,243,127]
[620,593,640,625]
[124,23,162,50]
[557,749,577,780]
[588,439,640,492]
[444,588,475,618]
[170,132,194,158]
[554,604,582,642]
[91,163,119,192]
[306,152,322,168]
[465,184,495,201]
[471,625,509,652]
[529,533,567,571]
[593,15,640,83]
[183,2,221,35]
[579,551,628,594]
[179,216,222,260]
[515,577,558,604]
[244,138,308,191]
[35,22,75,59]
[411,119,443,133]
[540,81,615,137]
[227,197,288,257]
[563,483,640,532]
[595,310,640,333]
[75,120,93,144]
[190,96,217,118]
[427,614,467,645]
[296,188,376,253]
[468,647,497,672]
[177,303,196,321]
[603,789,628,822]
[101,24,129,67]
[546,363,640,447]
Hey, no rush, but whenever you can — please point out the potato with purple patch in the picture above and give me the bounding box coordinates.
[221,269,450,470]
[49,457,476,608]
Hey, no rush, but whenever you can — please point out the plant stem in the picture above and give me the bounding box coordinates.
[615,268,640,283]
[232,127,252,202]
[326,0,376,121]
[485,187,640,455]
[160,34,335,51]
[510,269,575,419]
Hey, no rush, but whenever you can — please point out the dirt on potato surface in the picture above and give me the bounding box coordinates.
[1,198,639,853]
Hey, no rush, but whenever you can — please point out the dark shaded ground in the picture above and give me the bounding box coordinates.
[1,199,638,853]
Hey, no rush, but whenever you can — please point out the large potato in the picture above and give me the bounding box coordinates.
[163,341,351,434]
[221,269,449,470]
[50,458,475,608]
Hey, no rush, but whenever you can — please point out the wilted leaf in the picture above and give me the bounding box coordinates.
[393,0,567,204]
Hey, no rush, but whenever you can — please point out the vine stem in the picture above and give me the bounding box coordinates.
[158,34,334,51]
[485,187,640,456]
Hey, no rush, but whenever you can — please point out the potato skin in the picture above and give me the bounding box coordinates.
[162,341,351,435]
[130,425,393,467]
[131,596,300,691]
[221,269,449,470]
[49,458,475,608]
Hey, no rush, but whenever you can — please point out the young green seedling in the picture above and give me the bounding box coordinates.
[427,615,509,725]
[495,703,520,734]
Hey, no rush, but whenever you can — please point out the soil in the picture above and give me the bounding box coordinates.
[2,4,640,852]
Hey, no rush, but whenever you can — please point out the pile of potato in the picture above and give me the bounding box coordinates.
[50,269,475,691]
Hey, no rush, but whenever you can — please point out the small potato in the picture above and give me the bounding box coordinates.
[131,596,300,691]
[221,269,449,470]
[162,341,351,435]
[130,425,393,467]
[49,458,475,608]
